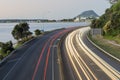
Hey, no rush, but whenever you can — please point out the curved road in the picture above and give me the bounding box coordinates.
[0,27,119,80]
[0,28,76,80]
[63,27,120,80]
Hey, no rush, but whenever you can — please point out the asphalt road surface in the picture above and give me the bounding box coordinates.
[0,27,119,80]
[63,27,120,80]
[0,28,76,80]
[82,28,120,72]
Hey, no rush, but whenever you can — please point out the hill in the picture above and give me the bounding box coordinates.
[78,10,99,18]
[91,1,120,37]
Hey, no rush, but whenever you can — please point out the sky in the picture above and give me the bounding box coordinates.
[0,0,111,20]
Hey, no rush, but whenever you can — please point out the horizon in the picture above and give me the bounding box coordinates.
[0,10,99,20]
[0,0,110,20]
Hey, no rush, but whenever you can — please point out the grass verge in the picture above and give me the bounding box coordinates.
[14,36,35,49]
[104,35,120,44]
[88,34,120,59]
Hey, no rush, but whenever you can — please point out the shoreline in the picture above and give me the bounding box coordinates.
[0,22,89,43]
[0,28,66,61]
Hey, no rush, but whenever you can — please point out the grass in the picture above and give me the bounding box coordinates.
[14,36,35,49]
[14,42,22,49]
[104,35,120,44]
[88,34,120,59]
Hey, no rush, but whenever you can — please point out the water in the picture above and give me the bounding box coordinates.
[0,22,89,43]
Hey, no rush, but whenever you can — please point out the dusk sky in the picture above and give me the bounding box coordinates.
[0,0,110,19]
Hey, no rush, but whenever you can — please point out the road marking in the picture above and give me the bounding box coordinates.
[52,47,54,80]
[32,28,76,80]
[32,33,58,80]
[44,46,51,80]
[43,32,62,80]
[43,30,69,80]
[7,58,20,63]
[3,40,41,80]
[57,48,64,80]
[32,38,51,80]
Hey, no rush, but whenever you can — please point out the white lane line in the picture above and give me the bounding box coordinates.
[7,58,20,63]
[52,47,54,80]
[2,41,40,80]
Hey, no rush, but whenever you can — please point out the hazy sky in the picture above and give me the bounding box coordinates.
[0,0,110,19]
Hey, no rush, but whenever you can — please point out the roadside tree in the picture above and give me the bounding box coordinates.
[34,29,42,36]
[0,41,14,55]
[11,23,32,41]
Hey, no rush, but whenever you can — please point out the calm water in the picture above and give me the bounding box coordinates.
[0,22,89,43]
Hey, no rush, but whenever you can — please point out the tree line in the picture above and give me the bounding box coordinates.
[91,1,120,37]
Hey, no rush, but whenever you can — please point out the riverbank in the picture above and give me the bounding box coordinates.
[88,35,120,59]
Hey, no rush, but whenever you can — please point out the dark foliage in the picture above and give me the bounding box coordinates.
[11,23,32,40]
[91,1,120,36]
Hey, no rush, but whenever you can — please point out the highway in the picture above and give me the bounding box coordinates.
[64,27,120,80]
[0,26,120,80]
[0,28,76,80]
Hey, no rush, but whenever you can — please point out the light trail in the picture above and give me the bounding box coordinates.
[65,29,97,80]
[65,27,120,80]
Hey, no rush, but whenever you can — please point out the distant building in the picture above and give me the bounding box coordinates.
[74,17,80,22]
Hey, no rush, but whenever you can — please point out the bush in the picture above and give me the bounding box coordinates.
[0,41,14,56]
[11,23,33,41]
[34,29,42,36]
[0,55,4,60]
[103,21,111,34]
[91,1,120,37]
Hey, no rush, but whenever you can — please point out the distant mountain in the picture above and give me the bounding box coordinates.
[76,10,99,18]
